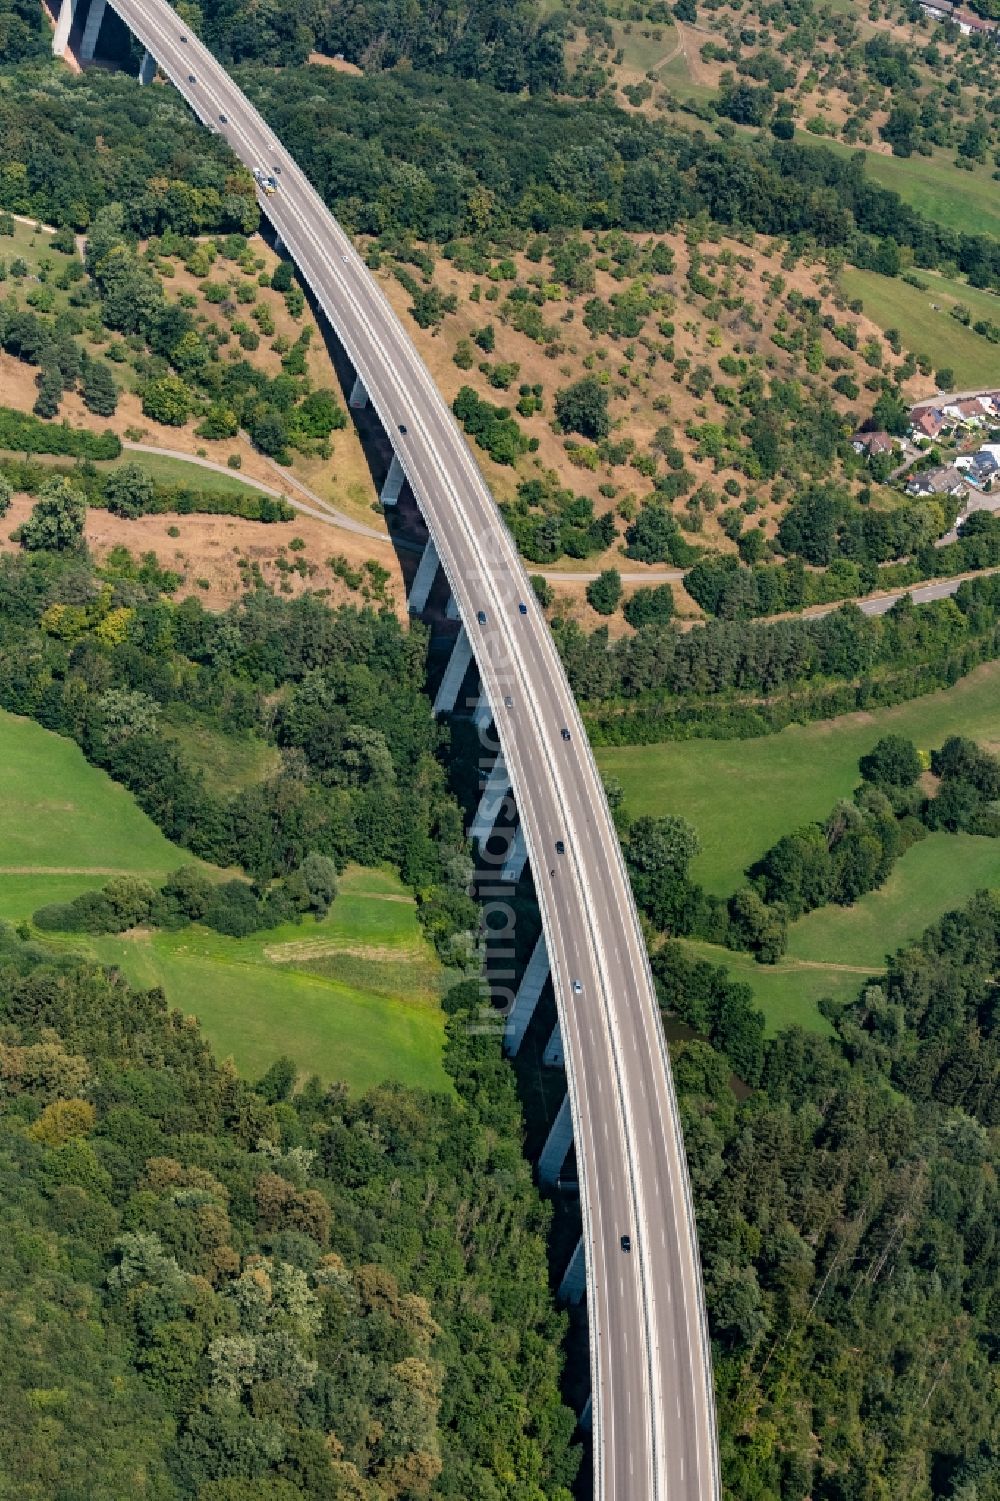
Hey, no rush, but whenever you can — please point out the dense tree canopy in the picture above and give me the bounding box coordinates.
[5,64,1000,288]
[0,930,580,1499]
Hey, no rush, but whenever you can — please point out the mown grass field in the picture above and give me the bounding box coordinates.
[0,709,187,877]
[681,832,1000,1037]
[0,446,272,501]
[110,450,271,497]
[600,665,1000,1035]
[77,867,452,1096]
[795,133,1000,244]
[598,662,1000,894]
[615,21,677,73]
[680,939,847,1036]
[0,218,77,281]
[786,831,1000,968]
[840,267,1000,388]
[0,710,450,1093]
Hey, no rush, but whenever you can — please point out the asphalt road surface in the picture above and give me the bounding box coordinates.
[100,8,721,1495]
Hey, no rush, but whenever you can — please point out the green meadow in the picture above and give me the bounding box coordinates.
[597,662,1000,895]
[794,133,1000,244]
[0,709,450,1093]
[840,266,1000,388]
[599,664,1000,1033]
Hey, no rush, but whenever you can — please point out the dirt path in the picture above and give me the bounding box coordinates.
[0,865,139,876]
[123,440,391,542]
[777,959,879,975]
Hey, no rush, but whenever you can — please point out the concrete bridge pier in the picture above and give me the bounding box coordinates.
[380,452,405,506]
[138,49,157,84]
[470,755,511,845]
[349,373,368,409]
[539,1092,574,1185]
[79,0,105,59]
[407,537,439,613]
[500,824,528,884]
[579,1394,592,1432]
[432,627,472,715]
[558,1236,586,1303]
[504,930,548,1054]
[543,1021,564,1068]
[445,594,460,621]
[52,0,77,54]
[472,690,493,730]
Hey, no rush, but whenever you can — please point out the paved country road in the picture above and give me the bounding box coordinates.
[95,6,721,1498]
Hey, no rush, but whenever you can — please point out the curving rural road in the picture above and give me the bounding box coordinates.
[89,8,721,1495]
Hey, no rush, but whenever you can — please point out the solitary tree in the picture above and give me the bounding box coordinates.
[142,374,192,427]
[20,478,86,552]
[859,735,922,788]
[104,462,155,519]
[33,366,63,419]
[623,583,674,629]
[530,573,554,608]
[626,814,701,932]
[555,375,610,440]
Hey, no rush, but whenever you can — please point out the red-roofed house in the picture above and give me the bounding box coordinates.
[909,406,946,440]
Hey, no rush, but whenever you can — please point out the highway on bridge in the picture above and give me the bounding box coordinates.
[98,7,721,1494]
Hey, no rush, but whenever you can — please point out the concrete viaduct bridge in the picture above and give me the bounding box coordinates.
[48,6,721,1495]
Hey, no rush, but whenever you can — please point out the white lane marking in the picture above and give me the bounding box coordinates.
[134,67,643,1501]
[121,20,716,1496]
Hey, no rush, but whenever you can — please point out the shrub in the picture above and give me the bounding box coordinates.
[587,568,623,615]
[624,584,674,628]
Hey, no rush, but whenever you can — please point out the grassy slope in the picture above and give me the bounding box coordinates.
[107,450,272,497]
[680,939,847,1036]
[681,832,1000,1036]
[159,712,282,796]
[0,710,187,876]
[785,831,1000,967]
[0,219,77,281]
[599,665,1000,1034]
[597,661,1000,894]
[78,867,452,1096]
[0,447,275,500]
[799,134,1000,245]
[840,266,1000,387]
[0,710,449,1093]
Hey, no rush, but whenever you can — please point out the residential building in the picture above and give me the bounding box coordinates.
[851,430,897,458]
[955,448,1000,489]
[909,405,946,441]
[905,464,969,498]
